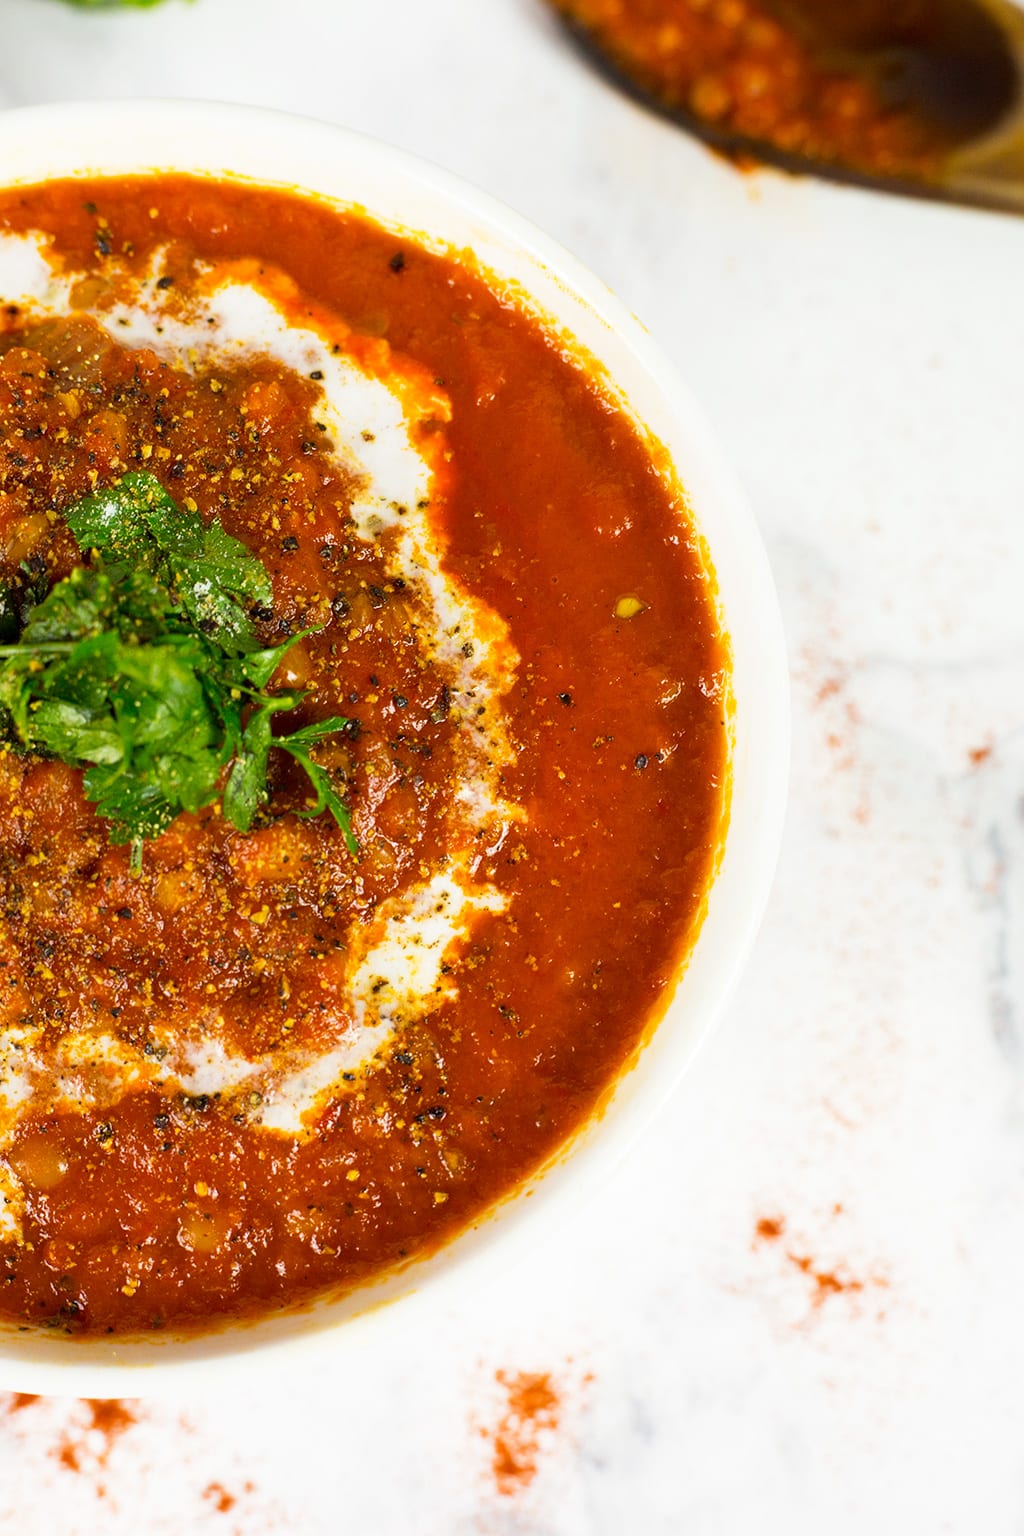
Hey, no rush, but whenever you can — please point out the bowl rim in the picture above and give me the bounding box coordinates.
[0,97,789,1399]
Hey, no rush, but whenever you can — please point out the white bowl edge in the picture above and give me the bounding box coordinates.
[0,99,789,1398]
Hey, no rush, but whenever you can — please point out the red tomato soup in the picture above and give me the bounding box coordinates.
[0,178,729,1337]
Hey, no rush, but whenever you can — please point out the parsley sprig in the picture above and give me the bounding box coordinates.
[0,473,356,872]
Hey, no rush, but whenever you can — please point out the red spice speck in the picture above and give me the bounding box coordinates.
[754,1214,879,1310]
[755,1215,785,1242]
[204,1481,237,1513]
[0,1394,280,1525]
[486,1370,562,1497]
[969,743,993,767]
[787,1252,864,1306]
[56,1398,138,1472]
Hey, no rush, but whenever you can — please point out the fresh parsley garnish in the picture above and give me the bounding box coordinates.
[0,473,356,872]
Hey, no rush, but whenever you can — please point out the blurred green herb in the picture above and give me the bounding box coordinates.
[0,473,356,872]
[57,0,177,9]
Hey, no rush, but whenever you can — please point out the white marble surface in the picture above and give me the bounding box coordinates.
[1,0,1023,1530]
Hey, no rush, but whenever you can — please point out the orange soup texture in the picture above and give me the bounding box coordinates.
[0,178,728,1336]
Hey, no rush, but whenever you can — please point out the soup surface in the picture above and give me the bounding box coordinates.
[0,177,728,1337]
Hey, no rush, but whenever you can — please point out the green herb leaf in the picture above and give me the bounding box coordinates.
[0,475,357,867]
[65,474,168,561]
[68,471,271,653]
[233,629,318,692]
[222,703,277,834]
[277,718,358,855]
[57,0,176,9]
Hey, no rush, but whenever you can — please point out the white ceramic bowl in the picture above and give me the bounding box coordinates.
[0,99,788,1397]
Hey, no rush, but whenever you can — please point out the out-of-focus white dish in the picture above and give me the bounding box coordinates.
[0,98,788,1397]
